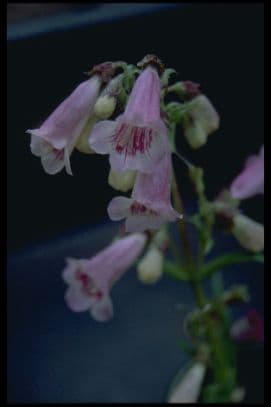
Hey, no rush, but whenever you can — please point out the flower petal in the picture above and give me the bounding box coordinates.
[89,120,117,154]
[90,294,114,322]
[107,196,132,221]
[109,125,168,174]
[65,285,92,312]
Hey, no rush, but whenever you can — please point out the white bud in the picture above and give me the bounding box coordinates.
[93,95,116,120]
[108,169,136,192]
[184,121,208,149]
[184,95,219,149]
[232,214,264,253]
[137,247,164,284]
[153,228,169,250]
[230,387,245,402]
[75,115,97,154]
[167,362,206,403]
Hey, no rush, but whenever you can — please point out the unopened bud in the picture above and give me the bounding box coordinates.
[183,95,219,149]
[167,362,206,403]
[230,387,245,403]
[184,120,208,149]
[93,95,116,120]
[232,214,264,253]
[75,116,97,154]
[137,247,164,284]
[153,228,169,251]
[108,169,136,192]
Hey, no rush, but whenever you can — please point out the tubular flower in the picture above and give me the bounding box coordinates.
[107,152,181,232]
[62,233,146,322]
[232,213,264,253]
[230,145,264,199]
[183,94,220,149]
[89,66,169,173]
[27,75,102,175]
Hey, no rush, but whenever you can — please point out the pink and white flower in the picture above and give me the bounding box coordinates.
[62,233,146,321]
[89,66,169,173]
[230,145,264,199]
[107,152,181,232]
[27,75,102,175]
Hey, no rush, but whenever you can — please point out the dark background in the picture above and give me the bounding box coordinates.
[7,3,264,253]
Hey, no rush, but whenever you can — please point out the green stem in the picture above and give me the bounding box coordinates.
[171,165,237,401]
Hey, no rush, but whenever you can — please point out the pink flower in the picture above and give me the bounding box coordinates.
[62,233,146,321]
[89,66,169,173]
[230,145,264,199]
[107,152,181,232]
[27,75,102,175]
[230,309,264,342]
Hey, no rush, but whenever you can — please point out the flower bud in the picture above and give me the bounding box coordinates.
[93,95,116,120]
[152,228,169,251]
[183,95,219,149]
[184,120,208,149]
[232,214,264,253]
[137,247,164,284]
[75,115,97,154]
[108,169,136,192]
[167,361,206,403]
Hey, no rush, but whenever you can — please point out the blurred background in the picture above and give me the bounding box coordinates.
[7,3,264,404]
[7,2,264,253]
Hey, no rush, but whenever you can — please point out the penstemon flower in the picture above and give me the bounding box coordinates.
[27,75,102,175]
[89,65,169,173]
[107,152,181,232]
[62,233,146,321]
[230,145,264,199]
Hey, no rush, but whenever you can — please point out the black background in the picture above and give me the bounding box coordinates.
[7,3,264,252]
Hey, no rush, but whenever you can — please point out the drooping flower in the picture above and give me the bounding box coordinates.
[107,152,181,232]
[230,309,264,342]
[230,145,264,199]
[76,74,121,154]
[182,94,220,149]
[62,233,146,321]
[232,213,264,253]
[137,246,164,284]
[89,66,169,173]
[27,74,102,175]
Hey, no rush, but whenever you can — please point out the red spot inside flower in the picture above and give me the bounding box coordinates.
[130,201,157,216]
[75,269,90,288]
[111,123,153,156]
[75,269,103,298]
[52,148,64,160]
[95,291,103,300]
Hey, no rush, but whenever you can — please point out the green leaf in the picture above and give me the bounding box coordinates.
[163,261,190,281]
[200,252,264,279]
